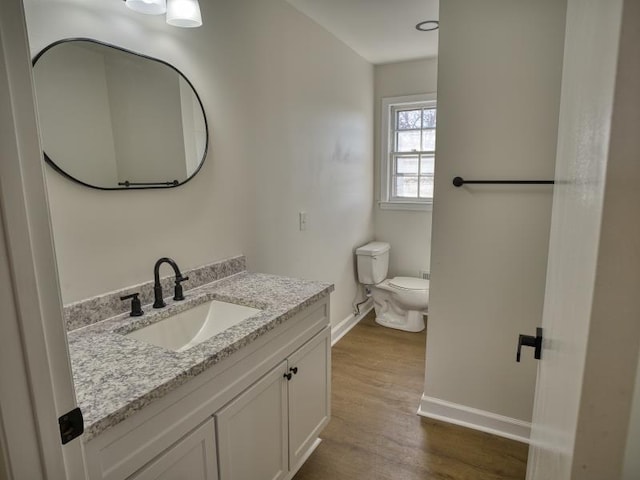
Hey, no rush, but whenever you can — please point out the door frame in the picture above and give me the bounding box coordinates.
[0,0,85,477]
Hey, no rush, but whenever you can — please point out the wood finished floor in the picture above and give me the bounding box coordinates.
[293,312,528,480]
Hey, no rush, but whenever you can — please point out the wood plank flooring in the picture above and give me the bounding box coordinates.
[293,311,528,480]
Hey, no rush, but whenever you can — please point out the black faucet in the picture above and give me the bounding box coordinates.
[153,257,189,308]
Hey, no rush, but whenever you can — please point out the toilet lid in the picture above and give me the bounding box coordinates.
[389,276,429,291]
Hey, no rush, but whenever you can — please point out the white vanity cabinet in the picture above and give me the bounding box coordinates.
[84,297,330,480]
[287,328,331,470]
[216,361,289,480]
[216,328,331,480]
[127,420,218,480]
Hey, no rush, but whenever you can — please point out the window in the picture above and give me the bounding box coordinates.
[380,94,436,210]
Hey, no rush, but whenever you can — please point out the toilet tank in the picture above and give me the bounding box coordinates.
[356,242,390,285]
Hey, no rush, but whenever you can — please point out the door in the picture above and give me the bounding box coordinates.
[0,0,85,478]
[129,420,217,480]
[216,361,289,480]
[287,327,331,471]
[527,0,640,478]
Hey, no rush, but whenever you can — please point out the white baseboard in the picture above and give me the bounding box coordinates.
[331,300,373,346]
[417,394,531,444]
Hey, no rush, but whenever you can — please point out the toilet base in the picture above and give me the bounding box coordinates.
[369,281,427,333]
[375,309,425,332]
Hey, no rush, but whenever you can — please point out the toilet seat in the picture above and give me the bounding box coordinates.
[388,276,429,291]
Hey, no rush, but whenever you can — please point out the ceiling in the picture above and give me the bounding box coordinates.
[286,0,439,65]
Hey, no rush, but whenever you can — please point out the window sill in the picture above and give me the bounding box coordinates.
[378,201,433,212]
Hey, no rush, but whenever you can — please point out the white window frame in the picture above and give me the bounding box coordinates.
[379,93,437,211]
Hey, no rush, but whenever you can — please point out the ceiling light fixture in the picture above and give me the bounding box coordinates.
[124,0,202,28]
[416,20,439,32]
[125,0,166,15]
[166,0,202,27]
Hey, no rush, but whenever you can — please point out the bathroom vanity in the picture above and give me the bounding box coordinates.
[66,257,333,480]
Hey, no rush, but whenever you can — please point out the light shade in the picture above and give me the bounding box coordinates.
[125,0,166,15]
[166,0,202,27]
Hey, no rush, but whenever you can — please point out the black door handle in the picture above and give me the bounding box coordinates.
[516,327,543,362]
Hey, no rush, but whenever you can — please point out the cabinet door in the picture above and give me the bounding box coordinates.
[287,327,331,470]
[216,361,289,480]
[128,419,217,480]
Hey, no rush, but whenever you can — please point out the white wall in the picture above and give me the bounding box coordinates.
[24,0,374,327]
[422,0,566,426]
[373,58,437,278]
[241,0,374,323]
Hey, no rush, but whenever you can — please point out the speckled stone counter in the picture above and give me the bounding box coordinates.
[68,271,333,442]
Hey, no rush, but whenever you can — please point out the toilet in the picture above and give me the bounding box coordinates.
[356,241,428,332]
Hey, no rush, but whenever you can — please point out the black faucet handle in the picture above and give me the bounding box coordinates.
[174,276,189,301]
[120,292,144,317]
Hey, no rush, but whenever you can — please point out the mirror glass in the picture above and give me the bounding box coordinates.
[32,39,208,190]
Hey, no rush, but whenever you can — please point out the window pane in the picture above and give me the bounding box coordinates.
[396,131,421,152]
[419,177,434,199]
[397,109,422,130]
[422,129,436,151]
[422,108,437,128]
[396,156,419,174]
[394,176,418,198]
[420,155,435,174]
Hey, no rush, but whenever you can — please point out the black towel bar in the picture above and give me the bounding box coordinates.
[453,176,554,187]
[118,180,179,187]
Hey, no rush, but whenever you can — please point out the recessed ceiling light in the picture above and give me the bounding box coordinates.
[416,20,439,32]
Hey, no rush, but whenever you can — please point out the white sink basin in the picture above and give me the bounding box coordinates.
[125,300,261,352]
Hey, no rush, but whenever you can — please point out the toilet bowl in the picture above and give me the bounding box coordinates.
[356,242,428,333]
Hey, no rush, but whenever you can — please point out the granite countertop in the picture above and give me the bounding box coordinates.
[68,271,333,442]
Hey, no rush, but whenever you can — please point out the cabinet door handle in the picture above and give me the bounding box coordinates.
[283,372,293,381]
[289,367,298,375]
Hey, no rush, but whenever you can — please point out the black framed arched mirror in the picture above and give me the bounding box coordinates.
[32,38,208,190]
